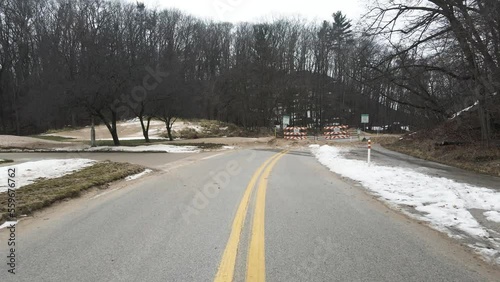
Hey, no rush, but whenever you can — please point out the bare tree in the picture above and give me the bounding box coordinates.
[365,0,499,142]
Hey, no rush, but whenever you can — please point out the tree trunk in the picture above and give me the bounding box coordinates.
[95,109,120,146]
[15,108,20,136]
[139,116,151,143]
[478,101,491,146]
[166,125,173,141]
[166,116,177,141]
[110,110,120,146]
[110,128,120,146]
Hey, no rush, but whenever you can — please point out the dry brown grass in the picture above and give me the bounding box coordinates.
[0,161,145,224]
[165,120,273,139]
[384,138,500,177]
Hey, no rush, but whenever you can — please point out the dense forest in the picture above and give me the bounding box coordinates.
[0,0,498,145]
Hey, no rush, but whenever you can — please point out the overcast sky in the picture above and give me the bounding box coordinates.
[129,0,366,24]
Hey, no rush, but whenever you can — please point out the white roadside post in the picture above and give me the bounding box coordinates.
[361,114,369,141]
[91,116,96,147]
[367,139,372,165]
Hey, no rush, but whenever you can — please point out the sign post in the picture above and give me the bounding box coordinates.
[367,139,372,165]
[361,114,369,139]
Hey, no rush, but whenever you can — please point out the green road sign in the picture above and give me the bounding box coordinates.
[361,114,369,124]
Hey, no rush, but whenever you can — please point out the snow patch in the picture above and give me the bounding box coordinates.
[484,211,500,223]
[87,145,200,153]
[125,169,153,181]
[451,101,479,119]
[125,118,140,123]
[469,244,500,264]
[0,159,95,193]
[97,137,168,141]
[311,145,500,262]
[0,221,18,230]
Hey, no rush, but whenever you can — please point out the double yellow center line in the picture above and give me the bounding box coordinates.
[214,150,288,282]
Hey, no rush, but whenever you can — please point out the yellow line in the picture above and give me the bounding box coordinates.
[246,151,288,282]
[214,151,287,282]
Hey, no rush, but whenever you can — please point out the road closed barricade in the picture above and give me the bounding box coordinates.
[284,127,307,140]
[324,125,350,140]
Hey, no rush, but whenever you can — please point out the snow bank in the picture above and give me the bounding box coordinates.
[97,137,168,141]
[125,169,153,181]
[0,159,95,193]
[13,144,202,153]
[310,145,500,263]
[484,211,500,223]
[0,221,18,230]
[87,144,200,153]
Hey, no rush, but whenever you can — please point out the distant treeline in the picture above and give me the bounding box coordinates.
[0,0,498,144]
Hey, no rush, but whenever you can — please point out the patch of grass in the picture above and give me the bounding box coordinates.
[383,138,500,177]
[91,139,166,147]
[30,135,76,142]
[0,159,13,164]
[371,135,402,145]
[0,161,144,224]
[45,126,84,134]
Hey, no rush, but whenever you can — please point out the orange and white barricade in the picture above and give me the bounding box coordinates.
[284,127,308,140]
[324,125,350,139]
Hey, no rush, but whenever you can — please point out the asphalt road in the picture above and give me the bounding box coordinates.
[1,149,500,281]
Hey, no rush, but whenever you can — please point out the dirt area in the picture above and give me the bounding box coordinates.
[0,118,276,150]
[44,119,169,140]
[0,135,86,150]
[43,119,250,141]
